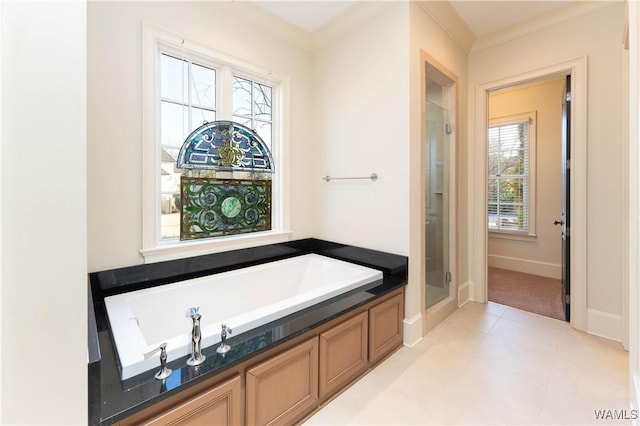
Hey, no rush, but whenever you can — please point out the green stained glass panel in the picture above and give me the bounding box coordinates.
[180,178,271,240]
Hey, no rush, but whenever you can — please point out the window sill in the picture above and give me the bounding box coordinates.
[140,230,293,264]
[488,231,537,242]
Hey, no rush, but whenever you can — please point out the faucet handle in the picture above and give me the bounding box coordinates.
[144,341,167,359]
[144,342,172,380]
[221,323,233,335]
[217,323,233,355]
[186,307,200,318]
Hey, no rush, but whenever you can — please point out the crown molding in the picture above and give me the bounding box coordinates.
[471,0,621,53]
[416,0,476,54]
[211,1,312,51]
[310,1,395,51]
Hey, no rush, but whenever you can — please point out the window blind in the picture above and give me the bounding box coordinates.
[488,121,529,232]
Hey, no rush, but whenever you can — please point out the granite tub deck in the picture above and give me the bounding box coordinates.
[88,238,408,425]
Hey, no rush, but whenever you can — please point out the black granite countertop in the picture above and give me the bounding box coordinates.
[88,238,408,425]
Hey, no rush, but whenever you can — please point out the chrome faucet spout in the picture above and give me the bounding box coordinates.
[186,307,206,366]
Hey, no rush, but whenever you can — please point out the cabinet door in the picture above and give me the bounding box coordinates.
[246,337,318,426]
[142,374,241,426]
[319,311,368,400]
[369,291,404,364]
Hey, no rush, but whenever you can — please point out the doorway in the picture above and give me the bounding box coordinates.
[486,75,568,321]
[471,56,587,331]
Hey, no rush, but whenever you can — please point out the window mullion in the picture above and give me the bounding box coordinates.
[250,80,255,129]
[187,61,193,138]
[220,66,233,119]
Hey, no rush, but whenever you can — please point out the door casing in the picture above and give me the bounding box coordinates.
[470,56,587,332]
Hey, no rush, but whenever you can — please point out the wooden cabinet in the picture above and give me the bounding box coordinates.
[318,311,368,400]
[369,291,404,364]
[246,337,318,426]
[139,374,241,426]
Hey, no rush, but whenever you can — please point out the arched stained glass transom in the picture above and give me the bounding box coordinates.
[177,120,274,173]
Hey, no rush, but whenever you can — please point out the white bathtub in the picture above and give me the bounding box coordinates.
[105,254,383,379]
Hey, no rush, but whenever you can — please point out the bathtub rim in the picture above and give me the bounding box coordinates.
[105,253,383,380]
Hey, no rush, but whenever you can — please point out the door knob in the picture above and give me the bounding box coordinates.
[554,220,564,226]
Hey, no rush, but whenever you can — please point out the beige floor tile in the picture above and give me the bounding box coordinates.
[488,315,564,356]
[346,388,434,425]
[456,300,507,319]
[501,306,569,331]
[539,382,632,425]
[444,305,501,334]
[556,329,628,380]
[472,334,555,386]
[548,357,629,403]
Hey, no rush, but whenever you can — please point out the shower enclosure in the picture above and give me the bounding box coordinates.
[425,100,450,309]
[421,58,457,331]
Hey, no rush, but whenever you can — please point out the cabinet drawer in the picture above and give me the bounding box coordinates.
[141,374,241,426]
[319,311,368,400]
[246,337,318,426]
[369,291,404,364]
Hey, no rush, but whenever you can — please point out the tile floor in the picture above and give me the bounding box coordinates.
[304,301,630,425]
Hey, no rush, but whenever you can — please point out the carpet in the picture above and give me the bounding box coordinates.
[488,267,565,321]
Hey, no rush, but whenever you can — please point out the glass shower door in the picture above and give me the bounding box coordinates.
[425,101,450,309]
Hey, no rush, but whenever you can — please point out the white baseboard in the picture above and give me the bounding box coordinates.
[587,308,624,342]
[469,279,483,302]
[403,312,423,347]
[488,254,561,279]
[458,280,471,307]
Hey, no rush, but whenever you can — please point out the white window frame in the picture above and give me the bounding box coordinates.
[141,22,291,263]
[488,111,537,240]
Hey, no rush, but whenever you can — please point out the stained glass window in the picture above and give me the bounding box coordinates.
[177,121,274,241]
[181,178,271,240]
[177,121,274,172]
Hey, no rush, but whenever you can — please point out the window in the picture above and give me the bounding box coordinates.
[160,54,217,239]
[232,76,272,148]
[142,24,290,262]
[488,112,536,236]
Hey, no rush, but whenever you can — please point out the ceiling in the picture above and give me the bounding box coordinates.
[253,1,358,33]
[253,0,571,37]
[450,1,569,37]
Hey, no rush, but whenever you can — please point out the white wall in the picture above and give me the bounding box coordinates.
[88,1,314,271]
[469,3,626,340]
[488,77,565,279]
[311,2,410,257]
[1,1,87,424]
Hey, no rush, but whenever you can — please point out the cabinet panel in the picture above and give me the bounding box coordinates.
[319,311,368,400]
[142,374,241,426]
[246,337,318,426]
[369,291,404,364]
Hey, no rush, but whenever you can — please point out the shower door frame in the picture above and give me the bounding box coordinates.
[420,51,458,334]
